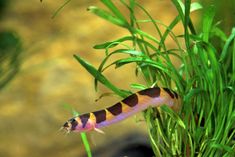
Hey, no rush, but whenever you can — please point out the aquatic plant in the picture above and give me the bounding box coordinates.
[61,0,234,156]
[0,31,22,89]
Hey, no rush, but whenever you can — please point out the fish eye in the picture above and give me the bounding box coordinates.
[63,122,69,128]
[69,118,78,131]
[69,118,76,123]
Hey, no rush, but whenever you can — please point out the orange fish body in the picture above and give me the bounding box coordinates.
[63,87,180,133]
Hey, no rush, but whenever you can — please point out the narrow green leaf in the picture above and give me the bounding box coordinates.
[184,0,192,49]
[80,133,92,157]
[93,36,133,49]
[51,0,71,19]
[220,27,235,62]
[130,83,147,90]
[184,88,204,103]
[73,54,128,98]
[160,15,180,45]
[87,6,127,27]
[171,0,185,24]
[211,26,227,42]
[134,28,160,44]
[134,2,164,50]
[112,57,169,73]
[161,105,186,129]
[94,49,146,90]
[210,143,235,155]
[98,49,145,73]
[202,5,215,42]
[94,36,157,51]
[188,2,202,35]
[233,32,235,83]
[101,0,127,23]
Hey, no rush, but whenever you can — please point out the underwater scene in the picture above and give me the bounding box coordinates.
[0,0,234,157]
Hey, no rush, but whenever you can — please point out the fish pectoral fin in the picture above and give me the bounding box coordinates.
[94,128,105,134]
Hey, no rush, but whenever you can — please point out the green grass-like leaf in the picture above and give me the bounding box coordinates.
[80,133,92,157]
[73,54,129,98]
[87,6,127,27]
[51,0,71,19]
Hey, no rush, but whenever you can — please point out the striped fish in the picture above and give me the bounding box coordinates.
[62,87,180,133]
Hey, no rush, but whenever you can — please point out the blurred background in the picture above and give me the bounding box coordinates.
[0,0,234,157]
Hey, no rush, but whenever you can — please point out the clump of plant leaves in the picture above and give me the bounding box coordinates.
[70,0,234,156]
